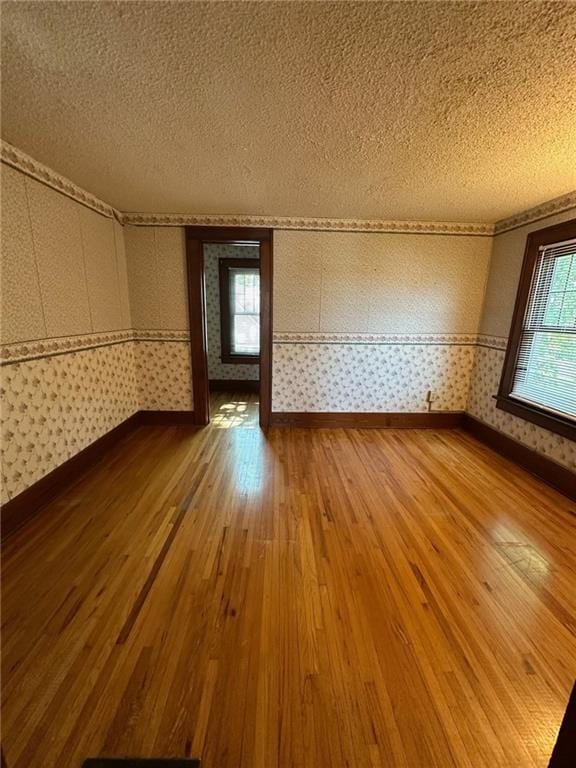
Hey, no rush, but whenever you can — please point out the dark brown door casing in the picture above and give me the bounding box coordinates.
[185,227,273,429]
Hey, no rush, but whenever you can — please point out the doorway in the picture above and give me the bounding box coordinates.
[185,227,273,429]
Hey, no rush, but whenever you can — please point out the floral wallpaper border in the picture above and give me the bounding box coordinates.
[476,334,508,351]
[2,331,512,364]
[1,331,134,365]
[1,140,120,221]
[5,137,575,238]
[273,332,480,346]
[132,330,190,342]
[123,212,493,236]
[1,330,190,365]
[493,192,576,234]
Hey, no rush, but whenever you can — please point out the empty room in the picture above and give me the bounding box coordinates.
[1,2,575,767]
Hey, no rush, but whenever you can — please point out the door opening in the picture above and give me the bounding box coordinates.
[185,227,273,429]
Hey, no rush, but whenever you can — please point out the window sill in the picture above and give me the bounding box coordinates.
[494,394,575,441]
[221,355,260,365]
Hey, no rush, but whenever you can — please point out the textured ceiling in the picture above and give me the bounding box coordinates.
[1,1,575,222]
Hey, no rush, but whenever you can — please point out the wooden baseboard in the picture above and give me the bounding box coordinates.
[270,411,464,428]
[1,412,141,539]
[209,379,260,393]
[462,415,576,502]
[5,407,571,541]
[138,410,197,425]
[1,410,198,540]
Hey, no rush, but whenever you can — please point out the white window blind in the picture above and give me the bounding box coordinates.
[230,267,260,355]
[511,237,576,420]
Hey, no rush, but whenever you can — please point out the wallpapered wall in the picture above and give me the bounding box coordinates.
[272,230,492,412]
[123,225,193,410]
[1,163,137,504]
[2,149,574,503]
[122,225,493,413]
[468,208,576,472]
[204,243,259,381]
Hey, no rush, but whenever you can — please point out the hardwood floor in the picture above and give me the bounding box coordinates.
[2,393,575,768]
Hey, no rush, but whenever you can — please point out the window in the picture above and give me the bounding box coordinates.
[219,258,260,363]
[497,218,576,439]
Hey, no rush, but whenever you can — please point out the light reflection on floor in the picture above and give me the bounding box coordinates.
[209,390,259,429]
[209,390,264,494]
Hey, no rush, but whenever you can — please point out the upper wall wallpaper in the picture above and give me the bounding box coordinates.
[480,209,576,338]
[1,161,140,504]
[124,225,189,331]
[1,164,131,345]
[2,148,574,503]
[273,230,493,335]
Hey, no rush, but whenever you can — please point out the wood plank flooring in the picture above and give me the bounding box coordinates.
[2,392,575,768]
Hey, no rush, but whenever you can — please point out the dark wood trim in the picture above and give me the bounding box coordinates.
[209,379,260,393]
[115,502,189,645]
[218,257,261,365]
[494,395,575,440]
[185,226,273,431]
[259,238,273,430]
[548,682,576,767]
[0,411,201,541]
[138,410,199,425]
[185,226,272,243]
[82,760,201,767]
[497,217,576,440]
[221,354,260,365]
[462,415,576,501]
[270,411,464,429]
[185,236,210,426]
[1,412,141,540]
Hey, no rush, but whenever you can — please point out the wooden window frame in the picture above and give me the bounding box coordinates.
[219,257,261,365]
[496,217,576,440]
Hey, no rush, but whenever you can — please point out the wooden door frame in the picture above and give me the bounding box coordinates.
[185,226,273,429]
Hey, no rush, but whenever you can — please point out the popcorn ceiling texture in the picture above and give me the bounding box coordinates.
[1,1,575,223]
[2,139,574,236]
